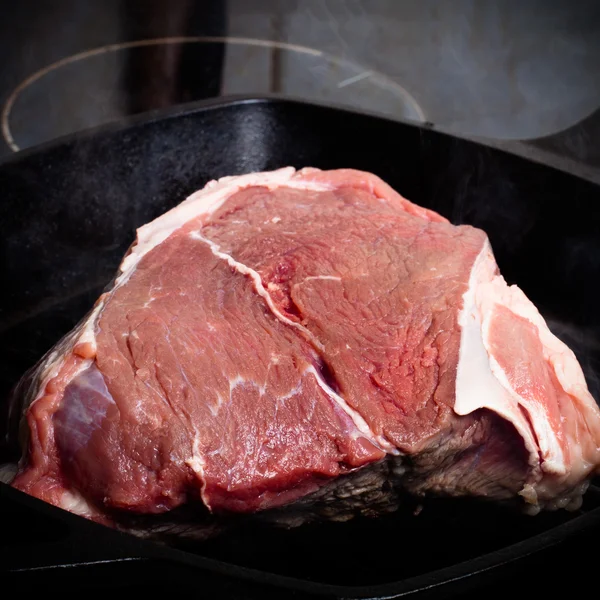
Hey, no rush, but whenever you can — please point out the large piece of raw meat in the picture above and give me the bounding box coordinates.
[9,168,600,527]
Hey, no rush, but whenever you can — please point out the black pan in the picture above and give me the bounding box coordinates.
[1,97,599,598]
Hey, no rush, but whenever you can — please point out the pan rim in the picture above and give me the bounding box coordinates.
[1,94,597,187]
[4,482,600,597]
[2,96,599,597]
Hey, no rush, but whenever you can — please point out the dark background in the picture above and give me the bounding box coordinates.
[0,0,599,183]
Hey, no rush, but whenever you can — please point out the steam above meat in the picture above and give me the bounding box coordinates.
[9,167,600,526]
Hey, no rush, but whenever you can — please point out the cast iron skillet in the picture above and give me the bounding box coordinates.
[1,97,599,598]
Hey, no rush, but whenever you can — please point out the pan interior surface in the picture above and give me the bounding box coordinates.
[1,98,599,591]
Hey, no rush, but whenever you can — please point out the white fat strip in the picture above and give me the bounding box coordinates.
[59,488,97,519]
[185,433,211,510]
[304,365,396,453]
[482,315,565,475]
[455,309,540,467]
[303,275,342,282]
[190,231,326,353]
[456,238,600,504]
[208,393,225,417]
[455,240,539,462]
[116,167,331,288]
[455,240,556,490]
[77,301,105,347]
[229,374,246,392]
[278,381,304,402]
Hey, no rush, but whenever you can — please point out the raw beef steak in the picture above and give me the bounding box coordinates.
[9,168,600,526]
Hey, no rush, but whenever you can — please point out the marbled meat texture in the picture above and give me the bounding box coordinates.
[10,168,600,524]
